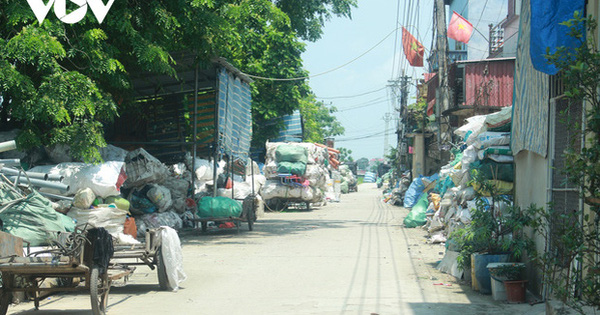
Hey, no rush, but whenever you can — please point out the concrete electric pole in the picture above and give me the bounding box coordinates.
[435,0,451,145]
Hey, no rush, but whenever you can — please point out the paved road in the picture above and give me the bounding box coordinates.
[6,183,544,314]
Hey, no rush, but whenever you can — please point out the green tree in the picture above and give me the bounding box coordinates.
[300,95,344,143]
[543,13,600,311]
[0,0,355,162]
[356,157,369,171]
[274,0,357,41]
[338,147,353,162]
[406,95,428,132]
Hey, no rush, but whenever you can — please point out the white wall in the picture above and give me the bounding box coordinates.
[513,149,549,295]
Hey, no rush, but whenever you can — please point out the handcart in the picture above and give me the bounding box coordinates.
[193,194,258,233]
[0,229,134,315]
[110,228,172,291]
[264,174,312,211]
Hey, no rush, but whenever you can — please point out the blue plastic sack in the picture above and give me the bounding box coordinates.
[403,177,425,208]
[403,173,439,208]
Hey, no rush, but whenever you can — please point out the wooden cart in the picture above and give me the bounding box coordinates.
[193,194,258,233]
[264,174,312,212]
[0,230,133,315]
[110,228,172,291]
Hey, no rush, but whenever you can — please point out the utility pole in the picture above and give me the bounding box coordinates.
[383,112,393,157]
[388,75,411,173]
[435,0,450,145]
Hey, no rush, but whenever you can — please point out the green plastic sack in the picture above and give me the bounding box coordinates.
[197,196,242,218]
[275,145,308,163]
[404,192,429,228]
[340,181,349,194]
[471,160,514,182]
[105,196,131,211]
[482,146,512,156]
[277,161,307,176]
[0,191,76,246]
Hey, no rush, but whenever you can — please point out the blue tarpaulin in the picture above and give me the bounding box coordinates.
[218,68,252,160]
[530,0,585,75]
[271,111,303,143]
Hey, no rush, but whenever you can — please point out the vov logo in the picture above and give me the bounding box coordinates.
[27,0,115,24]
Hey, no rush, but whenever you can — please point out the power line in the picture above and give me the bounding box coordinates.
[338,98,391,112]
[316,86,387,99]
[336,130,396,142]
[474,0,490,31]
[241,27,400,81]
[390,0,402,79]
[459,0,469,16]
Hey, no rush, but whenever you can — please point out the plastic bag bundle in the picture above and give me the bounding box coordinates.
[147,184,173,212]
[404,192,429,228]
[73,188,96,209]
[68,205,128,236]
[259,180,315,201]
[159,227,187,291]
[0,191,75,246]
[125,148,169,187]
[197,196,242,218]
[137,211,183,237]
[29,161,127,198]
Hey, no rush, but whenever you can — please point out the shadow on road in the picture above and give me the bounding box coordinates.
[179,217,359,246]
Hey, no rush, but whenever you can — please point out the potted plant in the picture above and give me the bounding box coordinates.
[487,262,527,302]
[449,177,537,295]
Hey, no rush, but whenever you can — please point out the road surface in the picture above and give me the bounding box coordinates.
[6,183,544,314]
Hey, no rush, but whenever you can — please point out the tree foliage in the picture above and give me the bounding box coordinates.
[0,0,354,162]
[545,12,600,211]
[355,157,368,171]
[337,147,353,162]
[543,13,600,311]
[300,95,344,143]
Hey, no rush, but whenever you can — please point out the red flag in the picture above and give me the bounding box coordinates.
[402,27,424,67]
[447,11,473,44]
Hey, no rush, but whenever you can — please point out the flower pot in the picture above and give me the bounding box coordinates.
[472,253,510,294]
[487,262,525,301]
[490,276,507,301]
[504,280,527,303]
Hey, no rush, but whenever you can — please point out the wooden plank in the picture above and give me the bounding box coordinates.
[0,231,23,258]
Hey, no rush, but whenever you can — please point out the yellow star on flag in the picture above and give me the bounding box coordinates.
[411,42,419,52]
[458,23,465,30]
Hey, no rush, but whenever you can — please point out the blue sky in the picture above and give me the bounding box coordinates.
[301,0,507,161]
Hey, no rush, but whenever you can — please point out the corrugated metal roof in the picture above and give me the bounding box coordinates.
[463,59,515,107]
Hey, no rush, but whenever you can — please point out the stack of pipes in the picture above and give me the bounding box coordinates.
[314,143,340,169]
[0,140,71,200]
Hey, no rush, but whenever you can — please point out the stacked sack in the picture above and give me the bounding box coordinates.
[402,107,515,242]
[339,165,357,194]
[121,148,196,237]
[261,142,329,203]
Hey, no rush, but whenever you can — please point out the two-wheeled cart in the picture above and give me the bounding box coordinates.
[192,194,258,233]
[0,229,133,315]
[110,227,173,291]
[264,174,312,212]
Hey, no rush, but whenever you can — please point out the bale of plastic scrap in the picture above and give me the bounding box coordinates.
[404,192,429,228]
[124,148,169,187]
[29,161,127,198]
[0,190,75,246]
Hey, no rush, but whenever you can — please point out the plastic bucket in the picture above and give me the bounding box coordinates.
[473,253,510,294]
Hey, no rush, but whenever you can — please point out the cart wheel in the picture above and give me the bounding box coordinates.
[247,207,255,231]
[90,266,109,315]
[0,290,10,315]
[305,202,311,211]
[157,248,174,291]
[0,273,13,315]
[201,221,208,233]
